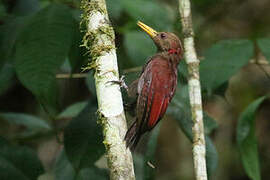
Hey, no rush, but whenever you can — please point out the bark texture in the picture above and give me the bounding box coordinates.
[178,0,208,179]
[81,0,135,179]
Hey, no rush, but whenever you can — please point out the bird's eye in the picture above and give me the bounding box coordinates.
[160,33,166,39]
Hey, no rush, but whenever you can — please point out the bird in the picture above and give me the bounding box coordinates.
[123,21,183,150]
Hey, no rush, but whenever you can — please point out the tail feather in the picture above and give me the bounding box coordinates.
[124,120,141,151]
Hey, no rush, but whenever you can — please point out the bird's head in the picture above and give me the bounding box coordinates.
[137,21,183,58]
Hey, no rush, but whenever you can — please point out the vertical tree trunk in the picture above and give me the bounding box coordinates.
[81,0,135,179]
[178,0,208,180]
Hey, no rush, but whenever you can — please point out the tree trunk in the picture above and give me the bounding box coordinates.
[81,0,135,179]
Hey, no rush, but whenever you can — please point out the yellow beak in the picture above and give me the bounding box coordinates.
[137,21,158,38]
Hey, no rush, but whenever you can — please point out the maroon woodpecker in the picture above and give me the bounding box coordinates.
[124,21,183,150]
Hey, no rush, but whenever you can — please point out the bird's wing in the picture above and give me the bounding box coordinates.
[136,56,177,133]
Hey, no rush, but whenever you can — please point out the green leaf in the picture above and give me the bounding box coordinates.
[200,39,253,93]
[0,156,29,180]
[178,60,188,79]
[107,0,123,19]
[124,31,156,66]
[133,154,144,180]
[167,85,192,140]
[167,84,218,177]
[120,0,174,31]
[64,101,105,170]
[14,3,75,110]
[85,73,97,97]
[76,168,108,180]
[58,101,88,119]
[0,113,51,138]
[37,173,54,180]
[53,150,108,180]
[68,18,86,73]
[0,63,15,95]
[237,96,266,180]
[204,112,218,135]
[12,0,40,16]
[54,150,76,180]
[0,137,44,180]
[257,38,270,63]
[0,3,7,17]
[0,16,29,65]
[205,136,218,178]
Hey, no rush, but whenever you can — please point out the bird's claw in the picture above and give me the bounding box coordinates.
[108,75,129,91]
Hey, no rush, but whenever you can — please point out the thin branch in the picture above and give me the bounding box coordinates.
[56,73,88,78]
[81,0,135,179]
[123,66,142,74]
[178,0,208,180]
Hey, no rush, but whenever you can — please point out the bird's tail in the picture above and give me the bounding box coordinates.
[124,120,141,151]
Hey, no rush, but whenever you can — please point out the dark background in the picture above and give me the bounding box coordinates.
[0,0,270,179]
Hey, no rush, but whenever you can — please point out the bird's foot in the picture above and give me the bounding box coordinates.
[108,75,129,91]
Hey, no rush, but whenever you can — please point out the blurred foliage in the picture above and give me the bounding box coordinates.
[0,137,44,180]
[14,3,76,112]
[237,97,266,180]
[64,101,105,171]
[0,0,269,179]
[57,101,87,119]
[257,38,270,63]
[0,112,51,138]
[143,124,160,180]
[124,31,155,66]
[168,85,218,177]
[200,39,254,94]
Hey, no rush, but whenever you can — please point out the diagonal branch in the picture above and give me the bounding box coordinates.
[178,0,208,180]
[80,0,135,179]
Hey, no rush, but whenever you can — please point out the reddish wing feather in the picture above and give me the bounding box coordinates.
[137,56,177,132]
[148,96,171,128]
[125,55,178,150]
[148,93,165,127]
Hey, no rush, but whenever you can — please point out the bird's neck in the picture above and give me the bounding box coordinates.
[159,48,182,66]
